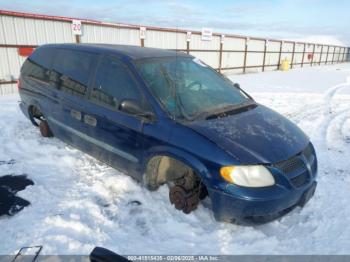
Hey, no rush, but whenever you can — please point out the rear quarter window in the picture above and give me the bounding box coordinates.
[21,47,55,83]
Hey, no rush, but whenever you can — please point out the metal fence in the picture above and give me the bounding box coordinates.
[1,9,349,95]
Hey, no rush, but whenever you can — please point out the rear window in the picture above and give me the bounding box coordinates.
[29,47,54,69]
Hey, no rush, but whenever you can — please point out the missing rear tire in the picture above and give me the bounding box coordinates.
[28,106,42,127]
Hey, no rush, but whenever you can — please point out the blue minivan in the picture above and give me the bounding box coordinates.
[18,44,317,224]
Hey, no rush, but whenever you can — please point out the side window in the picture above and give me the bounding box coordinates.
[21,47,54,83]
[91,57,143,110]
[51,49,97,97]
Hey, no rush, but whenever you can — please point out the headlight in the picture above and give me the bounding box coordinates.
[220,165,275,187]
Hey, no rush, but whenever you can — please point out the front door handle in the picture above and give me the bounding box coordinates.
[84,115,97,127]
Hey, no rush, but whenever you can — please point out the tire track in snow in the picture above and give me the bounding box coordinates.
[313,76,350,149]
[287,104,324,124]
[340,119,350,142]
[326,108,350,150]
[308,75,350,175]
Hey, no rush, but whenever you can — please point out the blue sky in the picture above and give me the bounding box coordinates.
[1,0,349,44]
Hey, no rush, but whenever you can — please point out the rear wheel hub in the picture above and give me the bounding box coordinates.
[39,121,53,138]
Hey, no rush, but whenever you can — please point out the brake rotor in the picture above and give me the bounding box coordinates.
[169,185,187,210]
[39,121,53,137]
[169,185,200,214]
[183,192,199,214]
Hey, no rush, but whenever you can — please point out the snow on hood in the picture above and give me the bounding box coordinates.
[187,104,309,164]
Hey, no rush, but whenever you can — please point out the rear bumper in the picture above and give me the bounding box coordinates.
[19,100,39,126]
[207,180,317,225]
[19,101,29,118]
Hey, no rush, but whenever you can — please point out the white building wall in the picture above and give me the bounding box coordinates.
[0,15,74,45]
[81,25,140,46]
[292,43,304,68]
[243,39,263,73]
[145,30,187,49]
[264,41,280,71]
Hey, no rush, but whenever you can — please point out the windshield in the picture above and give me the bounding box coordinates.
[136,57,251,120]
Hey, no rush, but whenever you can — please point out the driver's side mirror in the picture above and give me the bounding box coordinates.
[119,99,155,121]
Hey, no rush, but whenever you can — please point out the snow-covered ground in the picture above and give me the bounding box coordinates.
[1,63,350,255]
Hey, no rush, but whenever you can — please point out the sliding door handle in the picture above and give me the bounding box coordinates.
[84,115,97,127]
[70,109,82,121]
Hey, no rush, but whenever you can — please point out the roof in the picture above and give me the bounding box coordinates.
[41,43,191,60]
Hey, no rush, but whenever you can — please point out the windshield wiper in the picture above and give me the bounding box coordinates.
[190,101,257,121]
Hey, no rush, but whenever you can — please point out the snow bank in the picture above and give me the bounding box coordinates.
[0,63,350,255]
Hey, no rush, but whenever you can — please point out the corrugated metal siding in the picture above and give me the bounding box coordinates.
[246,39,265,72]
[191,34,220,50]
[327,46,335,62]
[146,30,186,49]
[293,43,305,68]
[335,47,342,61]
[0,16,74,45]
[0,83,16,95]
[247,39,265,51]
[188,34,221,68]
[81,25,140,46]
[222,52,244,69]
[265,41,280,68]
[190,51,219,68]
[322,46,328,62]
[312,45,322,64]
[246,52,264,67]
[302,43,314,67]
[280,42,293,63]
[224,37,245,50]
[0,47,26,81]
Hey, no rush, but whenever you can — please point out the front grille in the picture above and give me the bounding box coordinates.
[274,155,304,174]
[304,143,317,176]
[303,143,314,160]
[311,159,317,175]
[290,170,308,187]
[273,143,316,188]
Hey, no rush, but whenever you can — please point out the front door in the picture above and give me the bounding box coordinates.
[83,55,151,177]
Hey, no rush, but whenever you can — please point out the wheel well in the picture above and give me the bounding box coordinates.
[28,105,43,126]
[144,155,208,196]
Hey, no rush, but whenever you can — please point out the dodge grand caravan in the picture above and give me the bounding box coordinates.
[18,44,317,224]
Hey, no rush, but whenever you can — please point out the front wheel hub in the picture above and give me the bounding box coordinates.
[169,185,199,214]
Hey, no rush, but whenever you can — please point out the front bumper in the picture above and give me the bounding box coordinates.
[206,142,318,224]
[207,180,317,224]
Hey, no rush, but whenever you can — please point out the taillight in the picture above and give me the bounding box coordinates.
[17,79,21,90]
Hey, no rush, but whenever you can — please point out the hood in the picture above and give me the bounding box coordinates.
[186,104,309,164]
